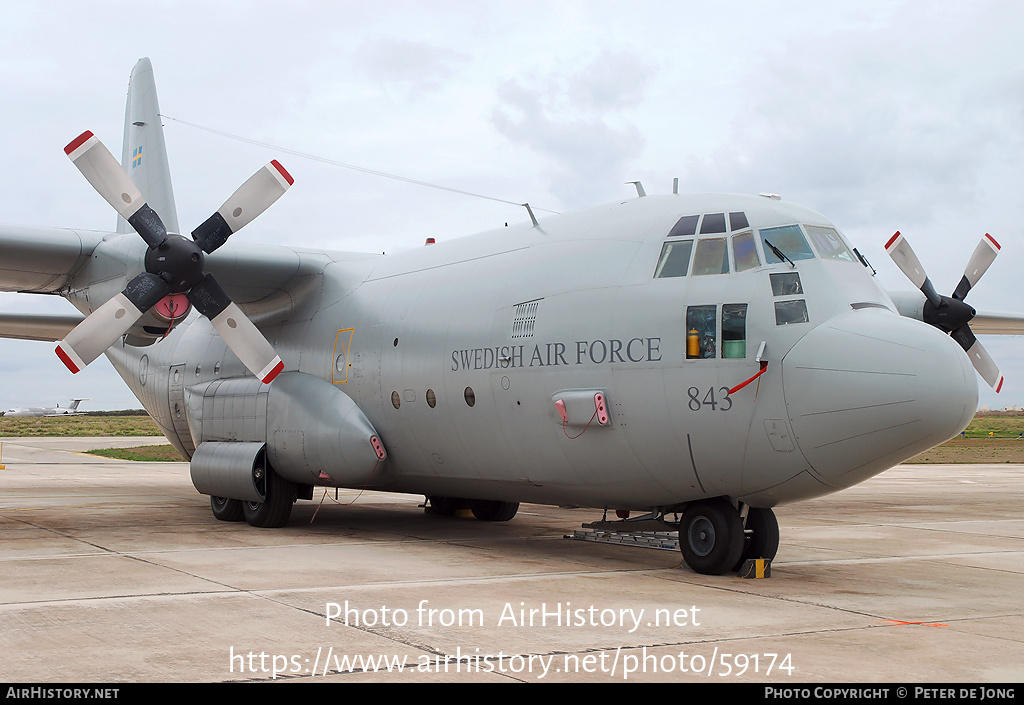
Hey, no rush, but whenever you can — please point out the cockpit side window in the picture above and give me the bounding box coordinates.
[759,225,815,264]
[722,304,747,358]
[692,238,729,275]
[686,305,717,359]
[805,225,856,262]
[732,231,760,272]
[654,240,694,278]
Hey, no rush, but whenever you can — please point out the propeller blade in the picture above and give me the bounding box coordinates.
[188,274,284,383]
[64,131,167,248]
[953,233,1000,301]
[191,160,294,254]
[951,325,1003,392]
[55,272,170,373]
[885,231,941,307]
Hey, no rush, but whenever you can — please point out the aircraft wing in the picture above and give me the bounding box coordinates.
[970,312,1024,335]
[0,225,106,293]
[0,222,377,336]
[0,312,84,342]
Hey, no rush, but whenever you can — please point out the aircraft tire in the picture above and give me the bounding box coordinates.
[679,499,744,575]
[210,496,244,522]
[470,500,519,522]
[733,507,779,570]
[243,468,295,528]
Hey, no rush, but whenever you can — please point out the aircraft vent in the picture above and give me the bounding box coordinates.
[512,299,542,339]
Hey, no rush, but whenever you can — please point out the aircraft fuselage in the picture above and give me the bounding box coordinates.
[96,193,976,513]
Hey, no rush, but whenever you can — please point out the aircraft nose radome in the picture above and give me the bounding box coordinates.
[782,308,976,489]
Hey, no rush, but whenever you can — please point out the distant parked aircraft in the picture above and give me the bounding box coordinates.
[2,399,88,417]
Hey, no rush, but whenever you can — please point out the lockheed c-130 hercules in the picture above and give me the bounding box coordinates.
[1,59,1021,575]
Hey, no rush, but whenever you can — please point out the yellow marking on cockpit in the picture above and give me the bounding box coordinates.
[332,328,355,383]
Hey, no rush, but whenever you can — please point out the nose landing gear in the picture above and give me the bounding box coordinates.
[679,499,779,575]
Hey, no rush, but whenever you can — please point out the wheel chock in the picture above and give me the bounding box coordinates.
[738,558,771,578]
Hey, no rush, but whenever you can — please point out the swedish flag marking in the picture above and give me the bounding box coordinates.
[132,145,143,169]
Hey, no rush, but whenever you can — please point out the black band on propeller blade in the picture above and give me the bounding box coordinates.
[191,211,232,255]
[187,273,232,320]
[127,203,168,249]
[950,324,977,353]
[952,275,973,302]
[124,271,172,312]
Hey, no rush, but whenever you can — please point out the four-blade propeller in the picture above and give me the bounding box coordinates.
[56,131,290,384]
[885,231,1003,392]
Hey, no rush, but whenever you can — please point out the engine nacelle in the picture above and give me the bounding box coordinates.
[185,371,385,495]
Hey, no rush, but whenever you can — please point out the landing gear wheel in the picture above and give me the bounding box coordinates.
[733,507,779,570]
[210,496,244,522]
[243,466,295,528]
[470,500,519,522]
[679,498,744,575]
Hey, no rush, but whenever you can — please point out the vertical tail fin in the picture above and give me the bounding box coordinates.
[117,58,179,235]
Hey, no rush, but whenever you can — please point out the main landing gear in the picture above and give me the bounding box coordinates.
[209,464,296,528]
[678,499,779,576]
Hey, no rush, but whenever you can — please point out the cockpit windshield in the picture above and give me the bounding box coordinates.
[804,225,856,262]
[759,225,815,264]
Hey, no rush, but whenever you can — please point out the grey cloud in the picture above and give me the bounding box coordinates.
[491,53,651,207]
[356,38,467,94]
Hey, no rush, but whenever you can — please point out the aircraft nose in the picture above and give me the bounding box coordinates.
[782,308,976,489]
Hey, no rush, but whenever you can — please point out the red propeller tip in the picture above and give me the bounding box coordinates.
[270,160,294,186]
[261,359,285,384]
[55,344,81,374]
[64,131,94,156]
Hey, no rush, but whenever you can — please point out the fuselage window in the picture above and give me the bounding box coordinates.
[722,304,747,358]
[805,225,857,262]
[760,225,815,264]
[729,211,749,231]
[692,238,729,275]
[770,272,803,296]
[654,240,694,278]
[686,305,717,359]
[699,213,727,234]
[775,299,809,325]
[732,231,760,272]
[668,215,700,238]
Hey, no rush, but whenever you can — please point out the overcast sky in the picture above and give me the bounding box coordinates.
[1,0,1022,412]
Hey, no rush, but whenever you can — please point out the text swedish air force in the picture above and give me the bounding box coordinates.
[451,337,663,372]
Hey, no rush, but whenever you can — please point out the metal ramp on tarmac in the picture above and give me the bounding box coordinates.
[566,512,681,551]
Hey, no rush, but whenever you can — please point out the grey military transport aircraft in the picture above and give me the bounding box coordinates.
[1,59,1022,575]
